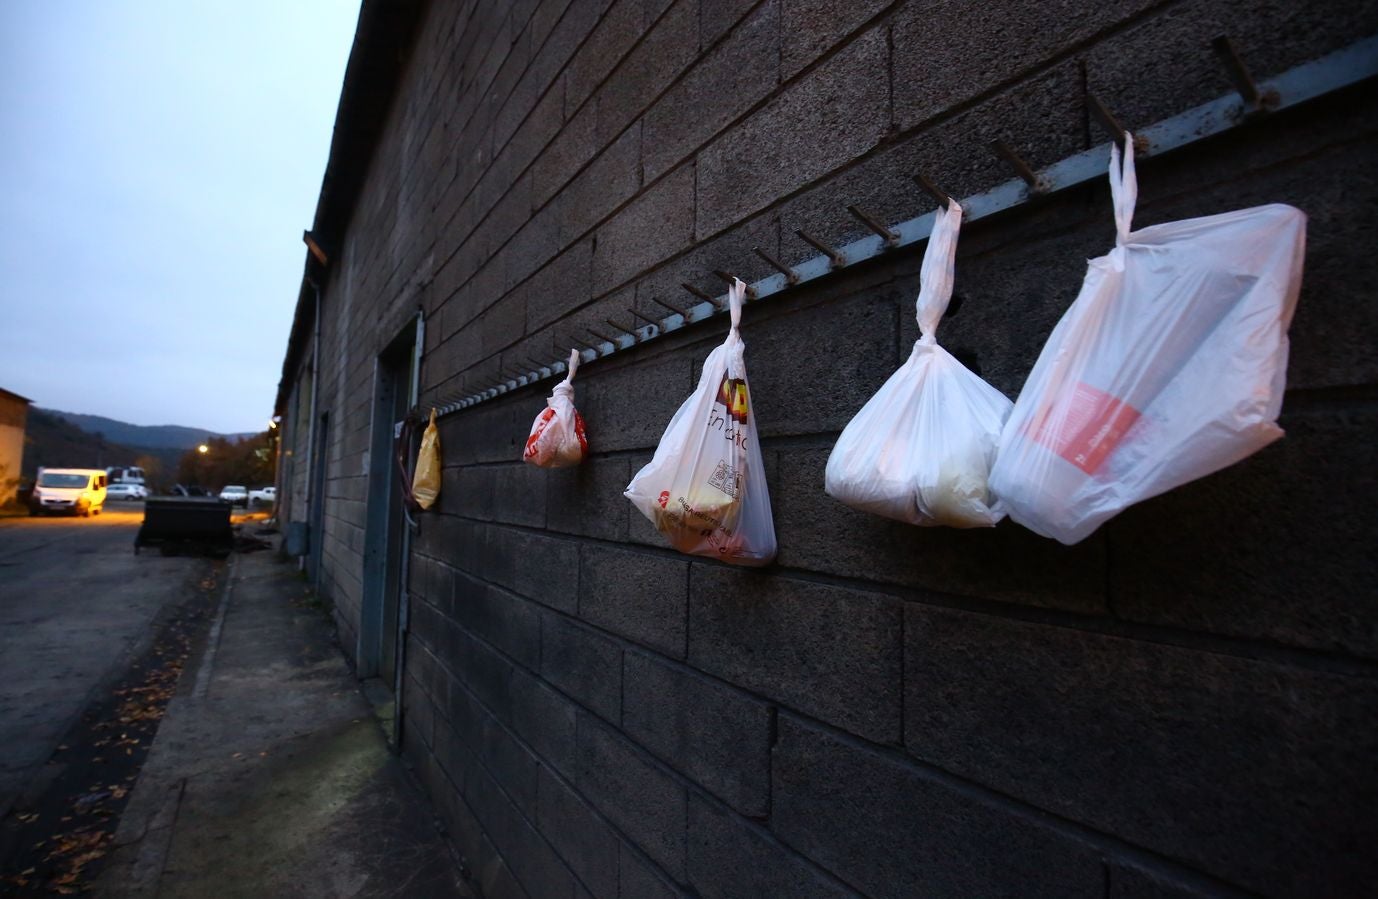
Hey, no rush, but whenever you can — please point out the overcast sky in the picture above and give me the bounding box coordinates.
[0,1,360,434]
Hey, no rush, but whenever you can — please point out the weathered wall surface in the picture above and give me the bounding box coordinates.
[294,1,1378,895]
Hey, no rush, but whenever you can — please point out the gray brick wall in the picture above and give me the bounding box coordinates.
[289,0,1378,895]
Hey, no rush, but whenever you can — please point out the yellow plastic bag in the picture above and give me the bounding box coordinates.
[412,408,441,510]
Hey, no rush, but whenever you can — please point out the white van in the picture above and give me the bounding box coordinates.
[30,468,108,517]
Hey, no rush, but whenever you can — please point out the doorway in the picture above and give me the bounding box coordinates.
[360,323,418,688]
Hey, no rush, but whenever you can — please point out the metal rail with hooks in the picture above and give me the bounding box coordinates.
[431,34,1378,417]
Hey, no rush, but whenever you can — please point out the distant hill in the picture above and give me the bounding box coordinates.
[20,409,183,483]
[41,409,254,450]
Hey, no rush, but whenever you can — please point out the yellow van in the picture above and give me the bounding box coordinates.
[30,468,108,517]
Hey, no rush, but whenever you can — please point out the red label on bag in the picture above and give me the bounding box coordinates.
[523,407,556,459]
[1030,382,1141,474]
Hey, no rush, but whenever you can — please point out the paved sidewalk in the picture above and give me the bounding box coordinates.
[98,546,469,898]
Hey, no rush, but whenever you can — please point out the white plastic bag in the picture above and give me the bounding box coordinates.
[523,349,589,468]
[825,200,1012,527]
[625,279,776,565]
[988,134,1306,545]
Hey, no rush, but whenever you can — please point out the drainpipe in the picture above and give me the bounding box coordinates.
[301,279,321,575]
[390,309,424,752]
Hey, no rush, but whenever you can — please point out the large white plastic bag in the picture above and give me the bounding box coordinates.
[625,279,776,565]
[825,200,1012,527]
[524,349,589,468]
[988,135,1306,545]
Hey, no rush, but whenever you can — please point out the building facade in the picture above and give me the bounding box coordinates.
[0,388,31,506]
[274,2,1378,895]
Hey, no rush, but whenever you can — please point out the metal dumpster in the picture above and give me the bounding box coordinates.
[135,496,234,557]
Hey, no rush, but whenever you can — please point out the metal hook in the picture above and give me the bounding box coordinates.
[911,172,952,210]
[1212,35,1276,110]
[846,205,899,247]
[585,325,617,344]
[646,295,685,315]
[753,246,800,284]
[558,331,593,352]
[990,140,1042,191]
[604,317,637,339]
[629,308,659,327]
[682,282,718,307]
[795,229,845,268]
[711,270,757,299]
[1087,94,1128,148]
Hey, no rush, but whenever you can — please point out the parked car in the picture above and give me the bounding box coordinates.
[29,468,107,517]
[219,485,249,506]
[248,486,276,507]
[107,483,147,501]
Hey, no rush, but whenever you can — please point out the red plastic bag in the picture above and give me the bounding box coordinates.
[524,349,589,468]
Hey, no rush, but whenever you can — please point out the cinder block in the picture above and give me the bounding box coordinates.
[772,447,1109,614]
[503,201,562,292]
[524,240,594,333]
[577,354,693,454]
[592,162,696,295]
[467,759,578,899]
[902,603,1378,894]
[1084,0,1378,137]
[642,0,779,182]
[537,765,621,898]
[741,284,898,438]
[502,77,566,182]
[695,26,888,235]
[564,0,644,120]
[402,668,437,750]
[533,101,600,209]
[444,401,529,466]
[687,565,902,743]
[623,651,771,815]
[1108,406,1378,658]
[557,119,643,247]
[475,699,542,815]
[454,572,542,670]
[686,793,853,898]
[540,611,623,723]
[579,544,688,658]
[890,0,1154,132]
[1107,860,1222,899]
[487,526,581,614]
[492,462,548,528]
[546,456,631,542]
[479,286,527,358]
[631,212,779,310]
[773,714,1104,898]
[575,712,688,881]
[457,627,516,725]
[593,0,698,146]
[776,62,1087,274]
[619,842,684,899]
[431,714,476,798]
[778,0,887,78]
[510,666,579,775]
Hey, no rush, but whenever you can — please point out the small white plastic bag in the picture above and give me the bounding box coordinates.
[988,134,1306,545]
[523,349,589,468]
[825,200,1012,527]
[625,279,776,565]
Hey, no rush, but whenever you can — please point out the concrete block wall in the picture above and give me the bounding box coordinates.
[301,0,1378,895]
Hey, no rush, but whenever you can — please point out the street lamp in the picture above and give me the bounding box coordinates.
[197,444,209,454]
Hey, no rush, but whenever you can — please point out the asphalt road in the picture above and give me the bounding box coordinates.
[0,505,213,815]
